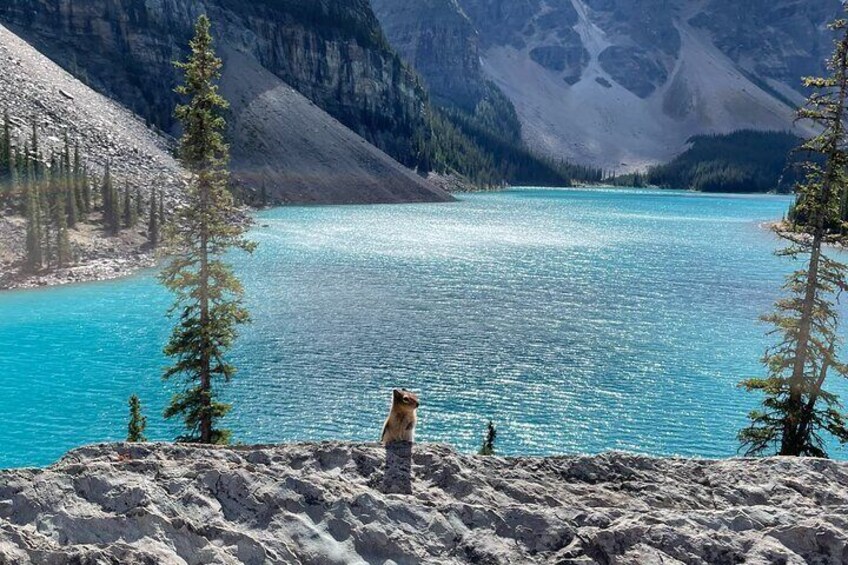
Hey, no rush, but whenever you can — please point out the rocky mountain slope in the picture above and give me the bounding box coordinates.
[0,0,451,204]
[374,0,842,173]
[0,23,184,288]
[370,0,486,113]
[219,48,451,205]
[372,0,602,189]
[1,442,846,564]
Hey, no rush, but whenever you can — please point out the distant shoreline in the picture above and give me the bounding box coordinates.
[0,191,791,292]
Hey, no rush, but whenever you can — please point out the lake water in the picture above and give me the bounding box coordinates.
[2,188,846,468]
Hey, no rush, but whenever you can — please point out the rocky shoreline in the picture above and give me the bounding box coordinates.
[0,212,158,291]
[0,254,155,291]
[0,442,846,564]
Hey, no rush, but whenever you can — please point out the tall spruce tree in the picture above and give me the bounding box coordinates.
[101,163,121,235]
[73,143,85,216]
[123,183,136,228]
[148,189,159,247]
[135,187,143,221]
[27,141,50,265]
[1,109,11,205]
[100,164,109,212]
[24,153,42,271]
[50,153,71,267]
[739,12,848,457]
[82,164,92,214]
[161,15,254,444]
[30,121,38,178]
[63,134,77,229]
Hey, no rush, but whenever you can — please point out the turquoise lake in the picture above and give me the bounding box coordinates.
[2,187,847,468]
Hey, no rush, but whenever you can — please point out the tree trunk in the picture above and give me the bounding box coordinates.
[796,341,835,448]
[199,175,212,444]
[782,38,848,455]
[781,233,822,456]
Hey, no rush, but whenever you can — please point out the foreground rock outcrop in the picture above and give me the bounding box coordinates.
[1,442,846,564]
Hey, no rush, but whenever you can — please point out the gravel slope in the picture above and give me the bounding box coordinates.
[0,24,184,289]
[481,6,815,173]
[221,48,451,205]
[0,24,450,289]
[1,442,846,564]
[0,24,184,207]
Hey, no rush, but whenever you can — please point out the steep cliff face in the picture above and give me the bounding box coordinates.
[0,0,451,204]
[690,0,837,93]
[370,0,566,186]
[370,0,484,112]
[375,0,842,172]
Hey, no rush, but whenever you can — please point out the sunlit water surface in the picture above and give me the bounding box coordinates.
[2,188,846,468]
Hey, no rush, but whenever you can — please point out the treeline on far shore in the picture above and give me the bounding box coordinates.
[609,130,804,193]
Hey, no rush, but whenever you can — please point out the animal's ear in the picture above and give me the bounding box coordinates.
[393,389,403,401]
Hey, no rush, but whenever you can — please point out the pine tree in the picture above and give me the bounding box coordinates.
[161,16,255,444]
[739,13,848,457]
[63,135,77,229]
[123,183,136,228]
[127,394,147,442]
[51,154,71,267]
[27,141,50,265]
[101,163,120,235]
[24,154,42,271]
[82,164,92,214]
[479,421,497,456]
[30,121,38,177]
[73,143,85,216]
[259,184,268,207]
[100,164,109,212]
[135,187,143,221]
[148,189,159,247]
[112,181,121,234]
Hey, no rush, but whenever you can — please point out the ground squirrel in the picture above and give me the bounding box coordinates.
[381,389,419,445]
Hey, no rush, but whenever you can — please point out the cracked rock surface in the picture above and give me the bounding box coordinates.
[0,442,846,564]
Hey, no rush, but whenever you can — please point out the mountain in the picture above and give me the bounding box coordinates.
[0,0,451,204]
[0,23,184,287]
[372,0,842,173]
[370,0,596,187]
[219,48,451,204]
[370,0,489,113]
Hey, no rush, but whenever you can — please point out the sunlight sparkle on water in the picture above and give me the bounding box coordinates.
[2,188,843,468]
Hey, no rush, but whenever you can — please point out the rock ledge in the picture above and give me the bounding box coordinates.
[1,442,846,564]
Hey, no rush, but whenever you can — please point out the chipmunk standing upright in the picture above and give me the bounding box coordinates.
[381,389,419,445]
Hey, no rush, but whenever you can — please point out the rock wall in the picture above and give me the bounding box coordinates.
[1,442,846,564]
[0,0,432,170]
[370,0,485,112]
[0,0,450,204]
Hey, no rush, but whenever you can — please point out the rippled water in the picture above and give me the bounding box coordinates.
[3,188,847,468]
